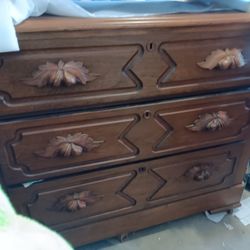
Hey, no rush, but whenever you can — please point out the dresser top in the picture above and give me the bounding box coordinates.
[16,12,250,33]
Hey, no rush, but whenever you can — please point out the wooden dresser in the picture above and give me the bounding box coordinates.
[1,13,250,247]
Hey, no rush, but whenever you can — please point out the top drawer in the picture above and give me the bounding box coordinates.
[1,35,250,117]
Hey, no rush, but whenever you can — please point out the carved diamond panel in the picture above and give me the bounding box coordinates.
[153,112,174,152]
[132,47,169,86]
[157,48,177,86]
[123,168,167,203]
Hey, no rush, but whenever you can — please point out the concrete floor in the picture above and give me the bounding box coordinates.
[78,190,250,250]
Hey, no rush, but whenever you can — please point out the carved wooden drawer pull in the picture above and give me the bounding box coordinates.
[55,191,97,212]
[185,165,211,182]
[35,132,104,158]
[25,60,98,87]
[186,111,232,132]
[198,48,246,70]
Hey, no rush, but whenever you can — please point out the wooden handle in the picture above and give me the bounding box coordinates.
[197,48,246,70]
[185,165,211,182]
[25,60,98,88]
[55,191,97,212]
[35,132,104,158]
[186,111,232,132]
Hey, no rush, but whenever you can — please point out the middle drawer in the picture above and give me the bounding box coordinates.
[0,91,249,185]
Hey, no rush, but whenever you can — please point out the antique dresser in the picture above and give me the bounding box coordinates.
[1,13,250,247]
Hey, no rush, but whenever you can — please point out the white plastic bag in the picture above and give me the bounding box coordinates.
[9,0,92,24]
[0,0,19,52]
[213,0,250,12]
[0,0,92,52]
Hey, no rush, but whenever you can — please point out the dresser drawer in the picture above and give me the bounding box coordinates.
[158,37,250,89]
[0,91,249,185]
[10,169,137,229]
[8,143,244,230]
[1,35,250,117]
[0,46,140,116]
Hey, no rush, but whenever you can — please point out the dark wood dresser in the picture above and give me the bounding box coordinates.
[1,13,250,247]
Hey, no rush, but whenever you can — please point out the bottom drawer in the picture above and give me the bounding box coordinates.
[8,142,244,230]
[62,184,244,247]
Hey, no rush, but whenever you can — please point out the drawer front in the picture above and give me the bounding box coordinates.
[8,143,244,229]
[10,170,137,228]
[1,35,250,117]
[158,37,250,89]
[0,91,249,184]
[0,46,141,116]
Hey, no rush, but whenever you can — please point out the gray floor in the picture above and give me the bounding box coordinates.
[78,190,250,250]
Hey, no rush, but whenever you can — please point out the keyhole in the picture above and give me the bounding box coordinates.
[146,42,156,52]
[143,110,152,119]
[138,167,146,174]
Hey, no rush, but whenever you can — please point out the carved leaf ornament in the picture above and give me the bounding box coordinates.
[198,48,246,70]
[55,191,97,212]
[186,111,232,132]
[185,164,211,182]
[35,132,103,158]
[26,60,98,87]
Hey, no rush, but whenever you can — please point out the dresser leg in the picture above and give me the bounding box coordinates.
[118,233,130,242]
[208,203,240,214]
[227,209,234,215]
